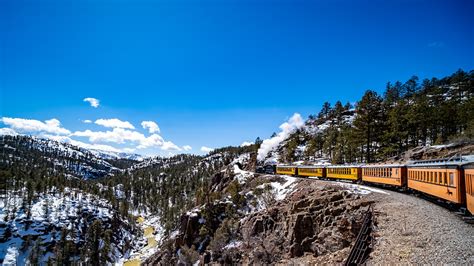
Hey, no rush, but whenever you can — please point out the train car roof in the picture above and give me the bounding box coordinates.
[326,164,363,168]
[297,165,327,168]
[361,163,406,168]
[407,155,474,168]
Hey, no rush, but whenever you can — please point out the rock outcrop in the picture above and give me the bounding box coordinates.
[239,182,372,264]
[145,178,374,265]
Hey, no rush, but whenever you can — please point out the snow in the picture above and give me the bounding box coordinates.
[256,175,298,201]
[224,240,242,249]
[0,188,136,265]
[233,164,253,184]
[2,246,18,265]
[334,182,390,195]
[272,176,298,200]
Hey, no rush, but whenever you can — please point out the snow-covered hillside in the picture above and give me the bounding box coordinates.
[0,135,141,179]
[0,188,141,265]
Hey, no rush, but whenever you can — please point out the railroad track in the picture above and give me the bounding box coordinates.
[344,205,374,266]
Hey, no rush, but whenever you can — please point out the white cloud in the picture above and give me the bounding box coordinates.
[182,145,192,151]
[240,141,253,147]
[45,135,128,153]
[2,115,183,156]
[73,128,175,151]
[141,121,160,133]
[136,134,165,149]
[0,128,18,136]
[73,128,147,144]
[95,118,135,129]
[83,119,92,124]
[122,148,136,153]
[257,113,304,161]
[0,117,71,135]
[200,146,214,153]
[83,97,100,108]
[161,141,181,151]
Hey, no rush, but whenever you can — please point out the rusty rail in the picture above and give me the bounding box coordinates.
[344,205,374,266]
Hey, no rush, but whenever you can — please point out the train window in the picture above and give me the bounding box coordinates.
[449,173,454,186]
[443,173,447,185]
[434,172,437,183]
[469,175,472,194]
[469,175,474,195]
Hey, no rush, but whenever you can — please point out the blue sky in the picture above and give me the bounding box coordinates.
[0,0,473,156]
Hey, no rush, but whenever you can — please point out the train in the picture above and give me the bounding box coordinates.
[258,156,474,215]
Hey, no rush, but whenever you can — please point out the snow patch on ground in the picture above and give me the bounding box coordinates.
[2,246,19,265]
[255,175,299,201]
[224,240,242,249]
[233,165,253,184]
[334,182,390,195]
[0,188,136,264]
[272,176,299,200]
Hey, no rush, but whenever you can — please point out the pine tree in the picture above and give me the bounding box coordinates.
[353,90,384,163]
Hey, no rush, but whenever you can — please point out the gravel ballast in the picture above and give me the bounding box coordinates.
[366,187,474,264]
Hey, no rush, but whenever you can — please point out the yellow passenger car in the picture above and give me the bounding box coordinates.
[276,165,298,176]
[362,164,406,187]
[407,159,468,204]
[297,166,325,178]
[463,164,474,214]
[326,166,360,181]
